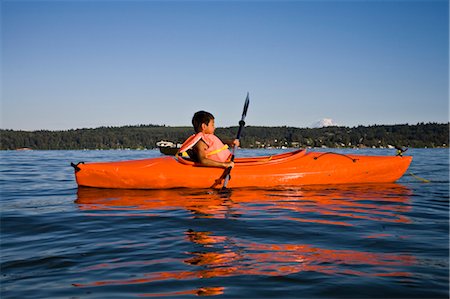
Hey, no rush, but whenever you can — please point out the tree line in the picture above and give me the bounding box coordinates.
[0,122,448,150]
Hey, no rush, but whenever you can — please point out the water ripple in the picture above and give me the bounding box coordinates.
[1,149,448,298]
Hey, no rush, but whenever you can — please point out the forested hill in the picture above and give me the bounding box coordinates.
[1,122,448,150]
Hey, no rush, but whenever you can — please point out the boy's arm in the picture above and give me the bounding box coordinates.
[194,140,234,168]
[224,139,240,148]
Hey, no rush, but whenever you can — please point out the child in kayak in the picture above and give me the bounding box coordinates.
[178,111,239,168]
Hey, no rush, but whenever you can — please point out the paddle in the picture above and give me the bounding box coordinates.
[221,92,250,189]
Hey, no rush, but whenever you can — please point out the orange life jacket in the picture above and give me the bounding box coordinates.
[179,133,231,162]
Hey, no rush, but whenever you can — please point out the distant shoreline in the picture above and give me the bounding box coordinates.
[1,122,448,150]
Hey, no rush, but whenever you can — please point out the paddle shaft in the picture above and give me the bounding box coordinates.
[222,93,249,188]
[228,120,245,162]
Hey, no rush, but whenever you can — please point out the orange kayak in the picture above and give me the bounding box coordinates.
[72,149,412,189]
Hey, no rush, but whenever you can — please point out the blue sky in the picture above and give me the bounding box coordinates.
[2,0,448,131]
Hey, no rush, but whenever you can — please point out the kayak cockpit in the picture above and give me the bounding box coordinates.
[175,148,307,166]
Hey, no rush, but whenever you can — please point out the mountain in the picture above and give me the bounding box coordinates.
[312,118,339,128]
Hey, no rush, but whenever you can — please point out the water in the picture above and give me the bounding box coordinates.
[1,148,448,298]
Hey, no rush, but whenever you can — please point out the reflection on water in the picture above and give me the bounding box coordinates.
[185,231,415,277]
[74,185,415,296]
[76,184,412,225]
[139,286,225,297]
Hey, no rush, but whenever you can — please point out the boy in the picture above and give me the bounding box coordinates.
[178,111,239,168]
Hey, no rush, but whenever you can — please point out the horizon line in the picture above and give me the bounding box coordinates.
[1,121,448,132]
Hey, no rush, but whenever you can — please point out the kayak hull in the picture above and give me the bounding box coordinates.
[73,149,412,189]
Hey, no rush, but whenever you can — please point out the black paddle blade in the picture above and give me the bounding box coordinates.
[242,92,250,120]
[219,186,233,196]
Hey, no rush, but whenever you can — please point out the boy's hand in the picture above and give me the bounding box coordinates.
[223,161,235,168]
[232,139,240,148]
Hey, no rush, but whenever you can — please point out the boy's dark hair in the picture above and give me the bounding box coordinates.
[192,111,214,133]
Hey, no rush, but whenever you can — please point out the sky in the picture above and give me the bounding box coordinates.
[1,0,449,131]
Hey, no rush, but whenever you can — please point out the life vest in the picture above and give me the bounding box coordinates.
[179,133,231,162]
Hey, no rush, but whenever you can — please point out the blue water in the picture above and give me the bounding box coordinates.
[1,148,448,298]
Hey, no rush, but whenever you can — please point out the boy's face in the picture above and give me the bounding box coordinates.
[201,119,215,134]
